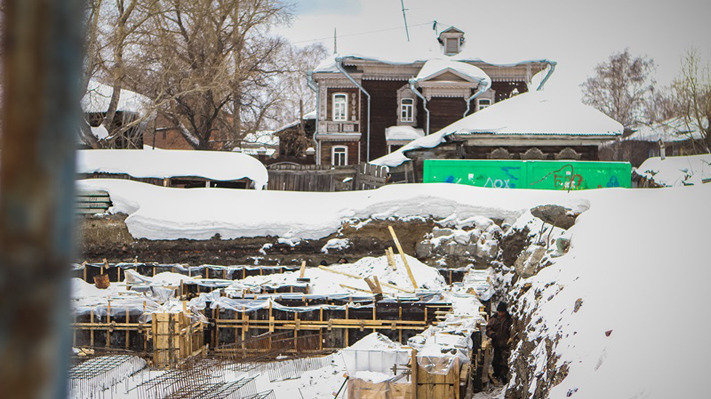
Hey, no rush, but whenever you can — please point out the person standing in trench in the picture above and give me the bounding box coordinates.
[487,301,513,384]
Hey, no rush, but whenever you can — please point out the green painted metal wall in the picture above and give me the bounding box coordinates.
[423,160,631,190]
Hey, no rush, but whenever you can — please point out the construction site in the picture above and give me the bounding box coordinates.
[70,223,501,399]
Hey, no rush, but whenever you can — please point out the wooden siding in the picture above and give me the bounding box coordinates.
[428,97,468,133]
[361,79,410,160]
[320,140,360,166]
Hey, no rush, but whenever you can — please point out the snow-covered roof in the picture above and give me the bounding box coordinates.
[635,154,711,186]
[625,117,708,142]
[77,148,269,189]
[81,79,151,115]
[241,131,280,147]
[272,110,317,133]
[385,125,425,141]
[313,51,551,74]
[413,58,491,86]
[232,146,277,157]
[445,91,623,137]
[371,91,623,167]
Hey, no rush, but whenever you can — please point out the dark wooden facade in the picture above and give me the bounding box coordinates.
[311,27,550,166]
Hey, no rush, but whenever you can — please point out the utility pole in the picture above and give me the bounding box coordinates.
[400,0,410,41]
[333,27,338,54]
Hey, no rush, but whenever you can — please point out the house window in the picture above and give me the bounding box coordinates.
[400,98,414,122]
[332,146,347,166]
[445,38,459,54]
[477,98,491,111]
[332,93,348,121]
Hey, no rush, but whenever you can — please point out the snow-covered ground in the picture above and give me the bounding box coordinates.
[72,178,711,397]
[636,153,711,187]
[77,178,587,240]
[505,184,711,398]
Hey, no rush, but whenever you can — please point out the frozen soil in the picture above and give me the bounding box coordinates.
[78,215,436,265]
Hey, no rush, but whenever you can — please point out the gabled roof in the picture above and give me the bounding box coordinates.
[413,58,491,86]
[440,26,464,34]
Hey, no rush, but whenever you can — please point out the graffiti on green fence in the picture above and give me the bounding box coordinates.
[424,160,631,190]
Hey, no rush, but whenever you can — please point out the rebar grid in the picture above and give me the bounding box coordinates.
[131,359,225,399]
[166,375,258,399]
[243,390,276,399]
[69,355,137,379]
[68,355,147,399]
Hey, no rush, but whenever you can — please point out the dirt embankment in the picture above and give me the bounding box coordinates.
[78,215,435,265]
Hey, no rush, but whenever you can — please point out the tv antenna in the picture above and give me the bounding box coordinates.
[400,0,410,41]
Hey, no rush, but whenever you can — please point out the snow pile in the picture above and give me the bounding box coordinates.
[505,184,711,398]
[625,117,707,142]
[76,178,587,240]
[77,148,269,189]
[413,58,491,87]
[82,79,151,115]
[226,254,446,295]
[321,238,350,253]
[385,125,425,141]
[635,153,711,187]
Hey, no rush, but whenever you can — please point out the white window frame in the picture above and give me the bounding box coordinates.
[400,98,414,122]
[477,98,492,111]
[332,93,348,122]
[332,145,348,166]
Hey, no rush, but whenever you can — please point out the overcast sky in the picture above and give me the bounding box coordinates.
[277,0,711,98]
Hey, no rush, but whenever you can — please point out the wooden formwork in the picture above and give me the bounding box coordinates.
[72,306,205,368]
[151,312,206,368]
[212,302,452,356]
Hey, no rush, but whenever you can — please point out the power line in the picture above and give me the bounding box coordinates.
[290,20,434,46]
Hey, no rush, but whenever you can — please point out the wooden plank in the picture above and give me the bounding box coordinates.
[388,225,418,290]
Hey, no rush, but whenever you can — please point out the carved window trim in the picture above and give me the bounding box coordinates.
[332,93,348,122]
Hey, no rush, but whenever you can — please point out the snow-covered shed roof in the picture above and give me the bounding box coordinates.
[635,153,711,187]
[77,149,269,189]
[413,58,491,86]
[82,79,151,115]
[385,126,425,142]
[444,90,623,137]
[371,91,623,168]
[625,117,707,143]
[242,131,280,147]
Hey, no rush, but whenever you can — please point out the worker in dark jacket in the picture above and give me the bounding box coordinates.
[486,301,513,384]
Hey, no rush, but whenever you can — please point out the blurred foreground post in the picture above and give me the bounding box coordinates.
[0,0,83,398]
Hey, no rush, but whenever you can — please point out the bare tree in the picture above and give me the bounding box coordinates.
[582,49,656,128]
[81,0,159,148]
[673,49,711,150]
[267,43,328,126]
[132,0,291,150]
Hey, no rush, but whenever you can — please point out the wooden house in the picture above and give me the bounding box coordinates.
[599,117,709,167]
[308,26,555,165]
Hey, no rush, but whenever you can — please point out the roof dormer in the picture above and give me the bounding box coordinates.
[438,27,465,56]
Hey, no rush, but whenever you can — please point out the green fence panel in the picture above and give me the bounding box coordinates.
[423,160,631,190]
